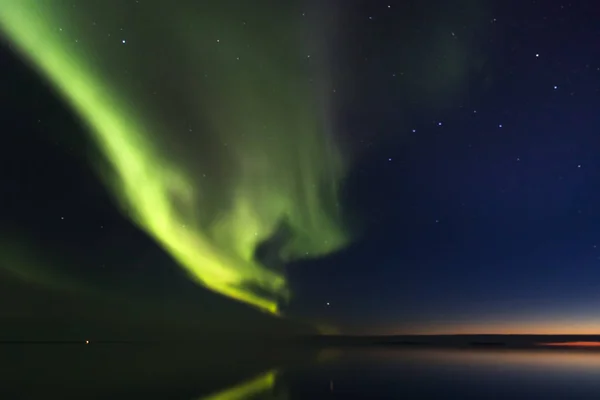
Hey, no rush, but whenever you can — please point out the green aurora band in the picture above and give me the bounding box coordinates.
[199,369,277,400]
[0,1,348,314]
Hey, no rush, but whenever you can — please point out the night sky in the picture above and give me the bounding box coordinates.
[2,0,600,337]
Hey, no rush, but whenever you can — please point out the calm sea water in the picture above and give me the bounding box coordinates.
[4,345,600,399]
[282,348,600,399]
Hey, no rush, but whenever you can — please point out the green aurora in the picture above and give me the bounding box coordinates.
[199,369,277,400]
[0,1,348,314]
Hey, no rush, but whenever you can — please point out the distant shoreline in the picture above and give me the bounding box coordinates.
[301,334,600,349]
[4,334,600,349]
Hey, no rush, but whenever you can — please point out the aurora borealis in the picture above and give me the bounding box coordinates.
[0,1,348,314]
[4,0,600,341]
[7,0,600,397]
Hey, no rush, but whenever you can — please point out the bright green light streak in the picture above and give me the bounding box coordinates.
[0,2,348,314]
[200,369,277,400]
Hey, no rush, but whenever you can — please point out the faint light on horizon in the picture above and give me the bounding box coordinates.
[539,341,600,347]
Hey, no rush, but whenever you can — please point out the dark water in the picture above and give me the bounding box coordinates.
[283,348,600,399]
[4,345,600,399]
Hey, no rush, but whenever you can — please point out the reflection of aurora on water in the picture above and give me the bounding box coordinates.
[0,1,349,314]
[199,370,278,400]
[198,348,340,399]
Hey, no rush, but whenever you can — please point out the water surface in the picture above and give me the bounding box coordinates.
[4,344,600,399]
[285,347,600,399]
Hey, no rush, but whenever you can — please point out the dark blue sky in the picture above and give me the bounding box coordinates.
[288,0,600,333]
[2,0,600,336]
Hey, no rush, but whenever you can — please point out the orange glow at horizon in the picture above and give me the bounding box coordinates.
[385,321,600,335]
[363,348,600,370]
[540,342,600,347]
